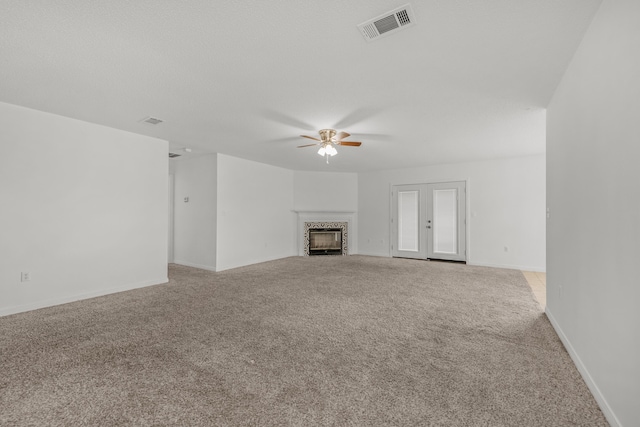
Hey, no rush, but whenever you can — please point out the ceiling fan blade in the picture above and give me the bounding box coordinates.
[297,143,319,148]
[300,135,321,141]
[337,141,362,147]
[333,131,351,141]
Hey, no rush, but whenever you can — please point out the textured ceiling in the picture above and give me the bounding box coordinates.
[0,0,601,172]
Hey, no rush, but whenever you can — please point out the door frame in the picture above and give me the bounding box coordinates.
[389,178,470,262]
[168,174,175,264]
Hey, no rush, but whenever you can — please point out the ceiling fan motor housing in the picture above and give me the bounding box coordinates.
[319,129,337,142]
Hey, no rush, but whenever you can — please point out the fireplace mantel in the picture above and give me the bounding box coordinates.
[293,210,357,256]
[293,210,356,214]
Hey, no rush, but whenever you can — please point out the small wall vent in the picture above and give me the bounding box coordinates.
[140,116,164,125]
[357,4,416,42]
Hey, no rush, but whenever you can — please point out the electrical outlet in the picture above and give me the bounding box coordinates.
[21,272,31,282]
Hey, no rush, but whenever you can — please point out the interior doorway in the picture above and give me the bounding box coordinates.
[391,181,466,262]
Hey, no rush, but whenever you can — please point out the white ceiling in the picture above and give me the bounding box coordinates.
[0,0,601,172]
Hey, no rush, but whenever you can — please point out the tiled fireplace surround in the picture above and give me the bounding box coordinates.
[294,211,357,256]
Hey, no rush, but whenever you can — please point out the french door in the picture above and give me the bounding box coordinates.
[391,182,466,261]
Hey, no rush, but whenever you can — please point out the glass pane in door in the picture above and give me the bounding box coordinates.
[433,189,457,254]
[398,190,419,252]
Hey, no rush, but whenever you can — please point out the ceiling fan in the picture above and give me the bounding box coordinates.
[298,129,362,163]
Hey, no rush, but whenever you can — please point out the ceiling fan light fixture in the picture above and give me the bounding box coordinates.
[318,144,338,157]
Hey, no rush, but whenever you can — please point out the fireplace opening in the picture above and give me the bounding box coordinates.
[309,228,343,256]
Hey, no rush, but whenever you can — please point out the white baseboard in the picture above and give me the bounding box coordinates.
[0,277,168,317]
[468,261,546,272]
[172,260,217,272]
[215,252,297,272]
[545,308,621,427]
[354,251,391,258]
[353,256,545,272]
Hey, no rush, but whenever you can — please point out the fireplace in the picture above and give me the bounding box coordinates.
[309,228,343,256]
[294,211,355,256]
[303,221,348,256]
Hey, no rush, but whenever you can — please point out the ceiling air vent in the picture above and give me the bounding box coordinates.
[140,116,164,125]
[357,4,416,42]
[168,153,181,158]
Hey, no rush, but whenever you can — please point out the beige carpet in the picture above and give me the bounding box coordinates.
[1,256,607,426]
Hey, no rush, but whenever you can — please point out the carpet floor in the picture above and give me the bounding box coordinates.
[1,256,608,426]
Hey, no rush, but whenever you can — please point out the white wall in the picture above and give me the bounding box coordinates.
[358,155,546,271]
[546,1,640,425]
[293,171,358,212]
[172,154,217,271]
[293,171,359,255]
[0,102,168,316]
[216,154,295,271]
